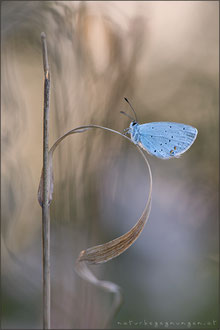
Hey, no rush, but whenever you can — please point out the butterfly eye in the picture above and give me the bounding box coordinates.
[132,121,137,126]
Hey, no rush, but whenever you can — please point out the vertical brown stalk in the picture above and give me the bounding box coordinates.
[41,32,51,329]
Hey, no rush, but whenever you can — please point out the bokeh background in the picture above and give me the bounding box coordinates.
[1,1,219,329]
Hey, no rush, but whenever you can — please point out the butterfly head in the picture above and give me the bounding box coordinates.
[130,121,137,128]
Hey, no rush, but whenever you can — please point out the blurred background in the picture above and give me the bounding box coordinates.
[1,1,219,329]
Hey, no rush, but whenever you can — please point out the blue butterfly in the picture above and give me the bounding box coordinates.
[122,98,198,159]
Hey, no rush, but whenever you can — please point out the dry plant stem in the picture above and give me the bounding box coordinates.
[41,32,51,330]
[38,123,152,327]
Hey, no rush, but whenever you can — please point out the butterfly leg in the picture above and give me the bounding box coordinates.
[122,128,129,135]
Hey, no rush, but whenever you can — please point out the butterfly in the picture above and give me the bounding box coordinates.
[121,98,198,159]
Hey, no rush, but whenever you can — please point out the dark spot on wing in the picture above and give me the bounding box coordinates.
[169,140,171,142]
[171,136,173,138]
[154,150,156,152]
[170,149,174,155]
[170,126,172,128]
[174,146,177,150]
[183,127,185,130]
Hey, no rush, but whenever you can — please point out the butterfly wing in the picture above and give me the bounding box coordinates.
[138,122,198,159]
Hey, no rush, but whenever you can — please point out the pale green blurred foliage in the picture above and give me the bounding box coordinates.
[1,1,219,329]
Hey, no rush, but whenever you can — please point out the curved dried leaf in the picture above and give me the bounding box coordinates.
[37,124,152,327]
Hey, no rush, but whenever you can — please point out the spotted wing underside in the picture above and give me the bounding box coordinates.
[138,122,198,159]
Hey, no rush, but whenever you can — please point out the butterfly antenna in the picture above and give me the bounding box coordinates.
[120,111,135,121]
[124,97,138,122]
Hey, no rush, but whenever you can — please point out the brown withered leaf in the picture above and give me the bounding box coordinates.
[37,124,152,327]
